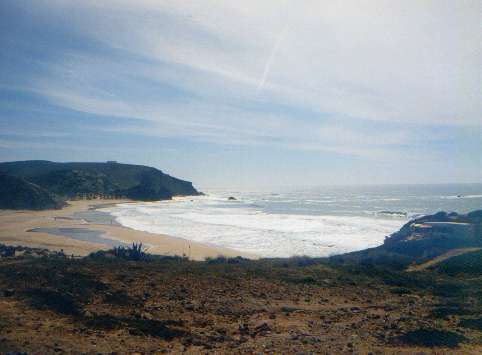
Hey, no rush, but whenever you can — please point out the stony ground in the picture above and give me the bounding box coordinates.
[0,250,481,354]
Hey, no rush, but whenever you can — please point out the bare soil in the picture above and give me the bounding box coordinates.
[0,251,480,354]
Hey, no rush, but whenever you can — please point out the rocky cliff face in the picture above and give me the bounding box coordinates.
[0,160,201,209]
[331,210,482,268]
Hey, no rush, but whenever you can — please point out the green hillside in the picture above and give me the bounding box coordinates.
[0,173,65,210]
[0,160,200,209]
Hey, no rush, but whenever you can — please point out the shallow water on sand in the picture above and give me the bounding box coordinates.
[29,227,125,248]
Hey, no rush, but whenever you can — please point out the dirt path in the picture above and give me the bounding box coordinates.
[407,247,482,272]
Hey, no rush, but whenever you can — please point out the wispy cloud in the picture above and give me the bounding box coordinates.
[18,0,480,125]
[1,0,481,185]
[257,26,289,92]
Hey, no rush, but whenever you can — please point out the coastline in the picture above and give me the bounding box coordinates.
[0,199,256,260]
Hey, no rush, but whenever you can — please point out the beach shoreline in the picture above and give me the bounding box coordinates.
[0,199,255,260]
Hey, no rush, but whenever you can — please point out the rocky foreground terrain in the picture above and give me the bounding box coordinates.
[0,244,481,354]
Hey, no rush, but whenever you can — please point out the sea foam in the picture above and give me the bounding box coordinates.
[103,194,405,257]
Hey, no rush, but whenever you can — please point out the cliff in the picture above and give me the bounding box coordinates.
[0,160,200,209]
[0,173,65,210]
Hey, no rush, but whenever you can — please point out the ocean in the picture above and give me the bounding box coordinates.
[103,184,482,258]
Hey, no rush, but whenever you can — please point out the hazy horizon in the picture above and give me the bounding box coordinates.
[1,1,481,189]
[1,158,482,191]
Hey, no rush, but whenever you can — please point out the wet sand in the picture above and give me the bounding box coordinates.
[0,200,255,260]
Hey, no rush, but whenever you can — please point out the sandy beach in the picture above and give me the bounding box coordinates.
[0,199,254,260]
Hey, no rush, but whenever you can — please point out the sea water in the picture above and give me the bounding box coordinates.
[103,184,482,258]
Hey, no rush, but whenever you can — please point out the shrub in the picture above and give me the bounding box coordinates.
[0,244,16,257]
[114,242,145,261]
[433,250,482,276]
[282,275,317,284]
[390,287,411,295]
[84,315,187,340]
[398,329,466,348]
[431,281,466,298]
[430,306,474,319]
[205,256,248,265]
[459,318,482,331]
[206,256,228,264]
[287,255,321,267]
[89,242,146,261]
[25,288,80,315]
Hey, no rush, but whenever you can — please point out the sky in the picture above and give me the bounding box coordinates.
[0,0,481,190]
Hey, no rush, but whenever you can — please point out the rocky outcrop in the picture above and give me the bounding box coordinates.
[332,210,482,268]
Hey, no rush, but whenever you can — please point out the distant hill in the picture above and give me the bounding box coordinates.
[332,210,482,268]
[0,160,200,209]
[0,173,65,210]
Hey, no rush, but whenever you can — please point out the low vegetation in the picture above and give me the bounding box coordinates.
[0,243,480,353]
[89,242,147,261]
[397,329,467,348]
[459,318,482,331]
[431,249,482,276]
[0,173,64,210]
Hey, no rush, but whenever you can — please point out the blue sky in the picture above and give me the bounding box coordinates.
[0,0,481,189]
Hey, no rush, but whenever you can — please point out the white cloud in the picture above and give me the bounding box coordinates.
[44,2,482,116]
[20,0,482,160]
